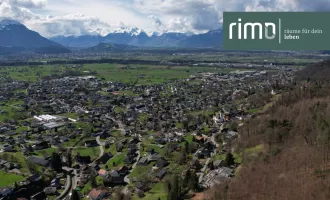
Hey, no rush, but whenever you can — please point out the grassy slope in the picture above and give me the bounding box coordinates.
[0,171,25,187]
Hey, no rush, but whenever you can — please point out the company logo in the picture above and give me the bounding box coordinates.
[229,18,277,40]
[223,12,329,50]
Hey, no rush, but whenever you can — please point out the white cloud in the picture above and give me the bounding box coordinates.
[25,13,114,37]
[6,0,47,8]
[148,15,162,27]
[133,0,330,32]
[0,0,38,21]
[0,0,330,36]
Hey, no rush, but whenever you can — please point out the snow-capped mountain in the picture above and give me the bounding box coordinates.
[0,18,223,51]
[178,29,223,48]
[112,27,144,36]
[50,29,222,48]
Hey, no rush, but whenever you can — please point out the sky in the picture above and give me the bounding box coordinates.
[0,0,330,37]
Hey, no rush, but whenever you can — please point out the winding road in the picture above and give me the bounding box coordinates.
[124,141,141,185]
[57,175,72,200]
[198,123,224,183]
[60,135,105,200]
[95,136,105,160]
[198,158,211,183]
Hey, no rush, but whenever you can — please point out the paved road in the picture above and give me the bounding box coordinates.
[210,132,220,157]
[72,169,78,189]
[199,123,224,184]
[63,169,79,200]
[124,141,141,185]
[109,117,144,192]
[55,132,86,200]
[57,175,72,200]
[211,133,220,149]
[198,158,211,183]
[122,131,142,195]
[95,136,105,160]
[131,142,141,169]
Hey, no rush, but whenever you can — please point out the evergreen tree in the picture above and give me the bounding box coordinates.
[27,145,34,152]
[67,150,72,167]
[183,170,191,188]
[178,150,187,164]
[189,170,199,192]
[51,152,62,172]
[225,152,235,167]
[71,189,80,200]
[184,141,190,153]
[90,176,97,188]
[167,175,180,200]
[14,182,18,189]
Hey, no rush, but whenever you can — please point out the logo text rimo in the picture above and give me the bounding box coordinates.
[229,18,276,40]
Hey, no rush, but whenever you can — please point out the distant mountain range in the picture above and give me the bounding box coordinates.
[84,43,138,52]
[0,19,70,54]
[0,19,223,55]
[50,29,223,49]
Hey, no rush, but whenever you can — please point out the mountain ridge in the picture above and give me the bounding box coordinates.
[0,19,223,52]
[50,29,223,48]
[83,43,138,52]
[0,19,70,54]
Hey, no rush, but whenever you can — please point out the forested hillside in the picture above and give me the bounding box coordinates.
[207,60,330,200]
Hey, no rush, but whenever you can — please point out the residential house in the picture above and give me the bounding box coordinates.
[124,155,136,165]
[213,160,226,169]
[116,142,124,152]
[90,163,100,171]
[118,165,130,176]
[226,131,238,139]
[135,181,150,192]
[50,178,61,188]
[43,187,57,195]
[76,155,91,164]
[195,135,208,144]
[0,160,8,169]
[96,153,113,164]
[129,137,140,145]
[0,186,13,198]
[85,140,98,147]
[146,148,156,155]
[156,158,169,168]
[27,174,43,183]
[156,169,167,180]
[147,154,160,163]
[32,141,49,150]
[99,131,110,139]
[104,170,125,186]
[167,143,180,153]
[87,188,107,200]
[138,157,148,165]
[98,169,108,177]
[1,144,14,152]
[27,156,49,167]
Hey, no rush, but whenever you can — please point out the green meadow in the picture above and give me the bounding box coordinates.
[1,64,237,85]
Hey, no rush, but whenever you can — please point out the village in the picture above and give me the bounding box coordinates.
[0,64,294,200]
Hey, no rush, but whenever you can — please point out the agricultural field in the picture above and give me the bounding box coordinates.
[82,64,237,85]
[1,63,250,85]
